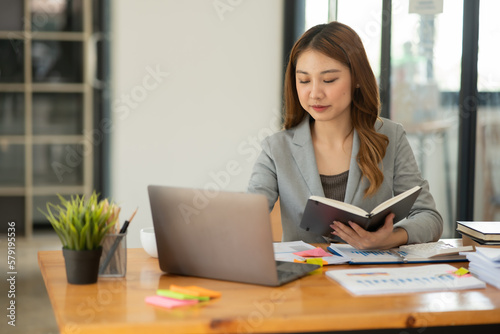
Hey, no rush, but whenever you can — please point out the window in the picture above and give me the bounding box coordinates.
[292,0,487,237]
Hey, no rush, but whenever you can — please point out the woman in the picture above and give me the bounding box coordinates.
[247,21,442,249]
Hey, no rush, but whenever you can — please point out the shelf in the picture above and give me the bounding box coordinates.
[0,186,86,197]
[0,83,26,92]
[0,136,26,144]
[0,31,85,41]
[0,136,86,143]
[0,187,25,196]
[0,83,86,92]
[0,0,95,237]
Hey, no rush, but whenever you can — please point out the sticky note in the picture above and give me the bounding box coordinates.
[293,247,332,257]
[183,285,222,298]
[170,284,205,297]
[157,289,210,301]
[145,295,198,309]
[451,267,471,277]
[306,258,326,266]
[303,258,324,274]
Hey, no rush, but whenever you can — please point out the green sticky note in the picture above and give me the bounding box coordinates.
[157,289,210,301]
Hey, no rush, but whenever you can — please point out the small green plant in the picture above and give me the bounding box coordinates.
[39,192,120,251]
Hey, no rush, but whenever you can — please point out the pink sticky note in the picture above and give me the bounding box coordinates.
[293,247,332,257]
[145,295,198,309]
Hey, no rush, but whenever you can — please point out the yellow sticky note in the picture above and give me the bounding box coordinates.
[453,267,470,276]
[306,258,324,266]
[304,258,324,275]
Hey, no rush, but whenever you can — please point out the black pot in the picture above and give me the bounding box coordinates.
[62,247,103,285]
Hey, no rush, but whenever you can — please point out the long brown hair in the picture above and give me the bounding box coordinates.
[283,21,389,196]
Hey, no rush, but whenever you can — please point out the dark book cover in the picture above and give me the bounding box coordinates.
[300,186,422,236]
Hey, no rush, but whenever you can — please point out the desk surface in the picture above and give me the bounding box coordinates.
[38,247,500,334]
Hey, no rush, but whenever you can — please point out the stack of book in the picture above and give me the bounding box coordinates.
[463,247,500,289]
[456,221,500,247]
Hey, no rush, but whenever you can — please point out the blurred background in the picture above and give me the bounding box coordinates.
[0,1,499,332]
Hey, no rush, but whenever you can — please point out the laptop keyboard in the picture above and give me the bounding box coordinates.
[276,261,320,284]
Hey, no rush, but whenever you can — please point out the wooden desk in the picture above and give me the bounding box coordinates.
[38,248,500,334]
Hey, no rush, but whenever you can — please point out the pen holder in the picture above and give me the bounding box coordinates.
[99,232,127,277]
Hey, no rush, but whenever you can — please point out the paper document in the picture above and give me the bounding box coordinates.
[475,247,500,262]
[464,247,500,289]
[328,243,468,264]
[326,264,486,295]
[273,240,315,253]
[273,241,349,265]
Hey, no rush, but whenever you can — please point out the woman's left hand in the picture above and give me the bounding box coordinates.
[330,213,408,250]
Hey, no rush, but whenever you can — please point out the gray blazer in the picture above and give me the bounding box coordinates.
[248,115,443,244]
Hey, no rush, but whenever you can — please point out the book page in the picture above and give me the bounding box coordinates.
[328,243,400,263]
[309,196,369,217]
[273,241,315,253]
[457,221,500,235]
[371,186,421,215]
[328,243,468,263]
[274,241,349,265]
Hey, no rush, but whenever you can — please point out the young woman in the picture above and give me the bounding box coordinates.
[248,21,443,249]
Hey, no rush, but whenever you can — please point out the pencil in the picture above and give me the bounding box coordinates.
[119,208,138,234]
[99,208,138,274]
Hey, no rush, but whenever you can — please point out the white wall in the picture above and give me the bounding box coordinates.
[111,0,284,247]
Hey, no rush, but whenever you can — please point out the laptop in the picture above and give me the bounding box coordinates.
[147,185,320,286]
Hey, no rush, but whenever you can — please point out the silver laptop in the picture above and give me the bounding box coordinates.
[147,185,320,286]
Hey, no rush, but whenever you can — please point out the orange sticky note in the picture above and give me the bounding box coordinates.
[184,285,222,298]
[170,284,204,297]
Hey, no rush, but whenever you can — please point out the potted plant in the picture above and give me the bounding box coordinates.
[39,192,120,284]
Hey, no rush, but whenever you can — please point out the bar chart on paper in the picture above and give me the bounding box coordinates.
[325,264,486,295]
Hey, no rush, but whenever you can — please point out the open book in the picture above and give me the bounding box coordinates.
[299,186,422,236]
[327,242,471,264]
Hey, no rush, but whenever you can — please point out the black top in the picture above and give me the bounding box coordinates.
[320,170,349,201]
